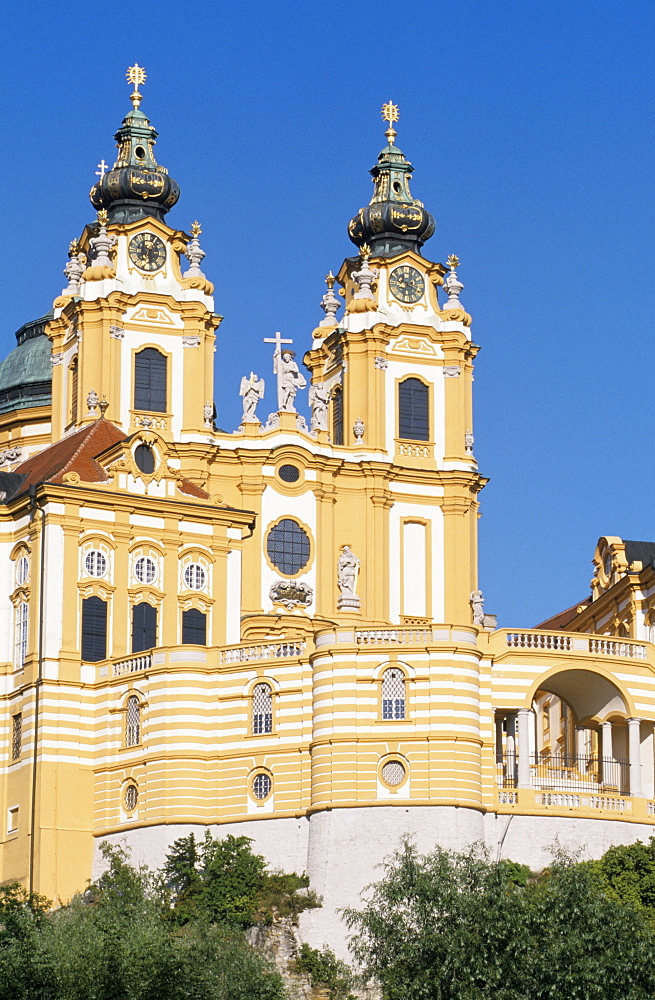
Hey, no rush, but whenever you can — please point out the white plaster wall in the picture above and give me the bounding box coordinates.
[43,517,65,667]
[226,548,242,644]
[389,502,444,623]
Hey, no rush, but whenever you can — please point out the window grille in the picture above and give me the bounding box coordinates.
[332,386,343,445]
[382,760,406,786]
[14,602,28,670]
[183,563,206,591]
[125,696,141,747]
[134,348,167,412]
[84,550,107,578]
[11,714,22,761]
[266,519,310,576]
[253,773,272,799]
[134,556,157,585]
[182,608,207,645]
[81,596,107,662]
[278,464,300,483]
[15,556,29,587]
[131,602,157,653]
[124,783,139,811]
[252,683,273,734]
[382,667,406,720]
[398,378,429,441]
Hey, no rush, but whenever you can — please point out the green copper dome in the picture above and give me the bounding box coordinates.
[0,313,53,415]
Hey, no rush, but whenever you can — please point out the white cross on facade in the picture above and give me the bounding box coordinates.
[263,331,293,354]
[95,160,109,177]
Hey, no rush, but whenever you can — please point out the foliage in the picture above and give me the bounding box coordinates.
[0,843,286,1000]
[588,836,655,920]
[292,943,357,1000]
[162,831,319,927]
[343,839,655,1000]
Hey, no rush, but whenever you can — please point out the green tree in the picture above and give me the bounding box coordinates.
[590,836,655,918]
[343,840,655,1000]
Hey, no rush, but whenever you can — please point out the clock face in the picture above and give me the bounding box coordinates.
[128,232,166,272]
[389,265,425,303]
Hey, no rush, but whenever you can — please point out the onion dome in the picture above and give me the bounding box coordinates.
[89,65,180,224]
[0,313,53,416]
[348,102,435,258]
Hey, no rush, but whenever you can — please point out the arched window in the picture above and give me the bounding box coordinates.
[252,683,273,734]
[382,667,406,720]
[125,695,141,747]
[332,386,343,445]
[81,596,107,662]
[398,378,429,441]
[182,608,206,645]
[132,602,157,653]
[134,348,167,413]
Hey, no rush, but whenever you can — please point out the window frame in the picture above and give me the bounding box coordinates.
[125,695,142,748]
[133,347,168,414]
[81,595,108,663]
[131,601,157,654]
[182,607,207,645]
[398,376,430,442]
[251,682,273,735]
[14,601,29,670]
[380,666,407,721]
[264,516,313,579]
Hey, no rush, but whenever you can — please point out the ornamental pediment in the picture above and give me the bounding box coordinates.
[389,334,440,359]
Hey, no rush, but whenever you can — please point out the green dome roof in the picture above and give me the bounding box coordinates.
[0,313,53,415]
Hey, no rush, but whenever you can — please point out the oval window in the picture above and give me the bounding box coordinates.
[266,519,310,576]
[183,563,206,591]
[85,550,107,578]
[134,556,157,585]
[252,773,272,800]
[134,444,155,475]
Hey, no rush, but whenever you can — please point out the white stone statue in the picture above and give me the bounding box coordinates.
[309,381,331,432]
[203,401,215,426]
[470,590,484,627]
[353,418,365,443]
[274,350,307,412]
[240,373,265,423]
[337,544,361,610]
[87,388,99,413]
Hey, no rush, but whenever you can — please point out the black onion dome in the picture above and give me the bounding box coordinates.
[348,133,435,258]
[90,102,180,224]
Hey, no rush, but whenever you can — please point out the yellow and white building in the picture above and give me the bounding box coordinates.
[2,71,655,950]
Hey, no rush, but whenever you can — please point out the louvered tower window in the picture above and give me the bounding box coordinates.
[398,378,429,441]
[252,683,273,734]
[81,596,107,662]
[131,602,157,653]
[134,348,167,413]
[69,357,78,424]
[11,713,22,761]
[382,667,406,720]
[125,696,141,747]
[182,608,206,645]
[332,386,343,445]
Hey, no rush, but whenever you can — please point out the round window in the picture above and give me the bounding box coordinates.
[85,550,107,578]
[134,444,155,475]
[266,519,310,576]
[184,563,206,591]
[15,556,29,587]
[124,784,139,811]
[381,760,406,786]
[278,464,300,483]
[252,773,272,800]
[134,556,157,585]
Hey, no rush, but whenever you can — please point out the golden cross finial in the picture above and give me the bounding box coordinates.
[126,64,146,109]
[97,209,108,227]
[381,101,399,144]
[447,253,460,271]
[325,271,335,289]
[68,239,79,256]
[190,221,202,238]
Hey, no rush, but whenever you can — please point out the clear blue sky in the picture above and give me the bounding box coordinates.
[2,1,654,628]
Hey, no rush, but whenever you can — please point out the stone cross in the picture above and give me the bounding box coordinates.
[263,331,293,354]
[96,160,109,177]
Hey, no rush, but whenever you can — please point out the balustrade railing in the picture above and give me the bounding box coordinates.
[220,641,306,664]
[112,652,152,676]
[496,753,629,795]
[506,632,572,651]
[356,629,432,645]
[588,638,646,659]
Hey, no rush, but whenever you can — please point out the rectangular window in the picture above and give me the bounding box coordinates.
[398,378,430,441]
[81,596,107,662]
[134,348,167,413]
[7,806,18,834]
[14,602,28,669]
[11,714,21,761]
[132,602,157,653]
[182,608,207,645]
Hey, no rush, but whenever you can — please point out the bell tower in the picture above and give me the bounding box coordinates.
[305,104,485,626]
[47,66,218,448]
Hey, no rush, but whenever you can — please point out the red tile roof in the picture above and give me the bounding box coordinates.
[534,598,591,631]
[14,419,127,491]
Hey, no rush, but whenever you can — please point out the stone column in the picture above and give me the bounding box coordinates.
[628,718,643,797]
[505,714,517,786]
[517,708,533,788]
[600,721,613,787]
[575,725,587,763]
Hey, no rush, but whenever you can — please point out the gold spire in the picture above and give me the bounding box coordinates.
[190,220,202,237]
[447,253,460,271]
[126,64,147,109]
[381,100,399,144]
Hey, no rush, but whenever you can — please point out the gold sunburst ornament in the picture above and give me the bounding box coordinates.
[190,221,202,238]
[447,254,460,271]
[126,64,147,109]
[381,100,399,143]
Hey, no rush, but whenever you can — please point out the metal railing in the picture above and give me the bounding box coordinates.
[496,753,629,795]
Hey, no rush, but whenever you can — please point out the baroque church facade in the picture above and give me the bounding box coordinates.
[2,68,655,950]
